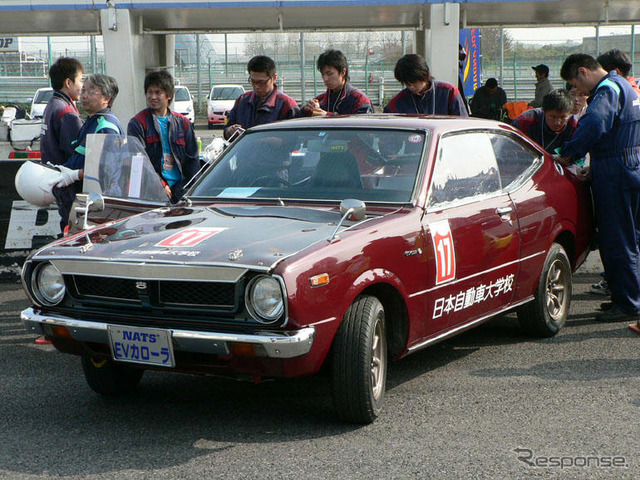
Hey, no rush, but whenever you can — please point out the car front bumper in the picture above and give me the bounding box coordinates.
[21,307,315,359]
[208,114,227,123]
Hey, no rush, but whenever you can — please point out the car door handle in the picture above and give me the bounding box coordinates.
[496,207,512,216]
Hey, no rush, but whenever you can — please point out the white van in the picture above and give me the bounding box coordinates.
[172,85,195,123]
[207,84,245,129]
[29,87,53,118]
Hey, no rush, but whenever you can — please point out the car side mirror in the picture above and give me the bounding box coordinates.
[83,193,105,230]
[340,198,366,221]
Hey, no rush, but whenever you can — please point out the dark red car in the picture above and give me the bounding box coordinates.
[20,115,593,423]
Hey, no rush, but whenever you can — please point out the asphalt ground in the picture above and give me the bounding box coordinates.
[1,251,639,479]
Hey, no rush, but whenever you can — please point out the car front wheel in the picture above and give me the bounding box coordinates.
[518,242,572,337]
[332,295,387,424]
[208,122,214,130]
[81,355,144,395]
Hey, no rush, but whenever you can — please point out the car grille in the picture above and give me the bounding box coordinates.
[70,275,238,310]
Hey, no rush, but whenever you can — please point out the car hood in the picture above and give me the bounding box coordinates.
[36,205,351,270]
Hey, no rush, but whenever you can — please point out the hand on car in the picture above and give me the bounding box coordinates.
[304,99,326,116]
[49,165,81,188]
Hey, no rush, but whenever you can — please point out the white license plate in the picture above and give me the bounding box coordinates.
[107,325,175,368]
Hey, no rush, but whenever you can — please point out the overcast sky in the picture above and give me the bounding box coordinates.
[506,25,636,44]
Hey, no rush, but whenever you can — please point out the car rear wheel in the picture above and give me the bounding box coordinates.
[81,355,144,395]
[332,295,387,424]
[518,243,572,337]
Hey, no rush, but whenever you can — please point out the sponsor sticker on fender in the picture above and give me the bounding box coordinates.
[156,227,227,247]
[429,220,456,284]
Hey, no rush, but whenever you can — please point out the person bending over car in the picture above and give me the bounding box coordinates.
[127,69,200,203]
[383,53,468,116]
[512,89,578,155]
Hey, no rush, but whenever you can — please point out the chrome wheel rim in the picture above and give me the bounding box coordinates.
[546,259,569,320]
[370,314,386,401]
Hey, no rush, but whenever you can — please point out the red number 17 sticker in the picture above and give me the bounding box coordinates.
[429,220,456,284]
[156,227,227,247]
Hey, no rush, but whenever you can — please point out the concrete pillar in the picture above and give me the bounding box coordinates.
[100,8,146,123]
[416,3,460,86]
[100,9,175,124]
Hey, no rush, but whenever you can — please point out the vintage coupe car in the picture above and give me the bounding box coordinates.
[20,115,593,423]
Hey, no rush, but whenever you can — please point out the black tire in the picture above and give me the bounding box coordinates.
[81,355,144,396]
[518,243,572,337]
[332,295,387,424]
[207,122,214,130]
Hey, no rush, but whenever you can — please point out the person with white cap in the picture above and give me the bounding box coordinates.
[529,64,554,108]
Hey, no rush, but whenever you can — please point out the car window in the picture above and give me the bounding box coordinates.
[490,133,542,189]
[190,128,427,203]
[35,89,53,103]
[428,132,501,208]
[211,87,244,100]
[174,88,190,101]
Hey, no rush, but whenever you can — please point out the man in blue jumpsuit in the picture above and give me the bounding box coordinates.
[557,53,640,324]
[50,74,124,233]
[224,55,301,140]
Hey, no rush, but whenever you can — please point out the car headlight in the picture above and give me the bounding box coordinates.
[31,262,65,306]
[245,275,284,323]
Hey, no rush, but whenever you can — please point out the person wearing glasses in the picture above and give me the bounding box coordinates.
[303,49,373,116]
[48,73,124,232]
[128,69,199,203]
[224,55,301,140]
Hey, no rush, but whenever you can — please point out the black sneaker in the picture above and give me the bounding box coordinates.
[595,306,640,322]
[599,302,613,311]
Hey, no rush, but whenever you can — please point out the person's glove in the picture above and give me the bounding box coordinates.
[49,165,80,188]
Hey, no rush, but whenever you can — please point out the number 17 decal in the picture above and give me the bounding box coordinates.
[429,220,456,284]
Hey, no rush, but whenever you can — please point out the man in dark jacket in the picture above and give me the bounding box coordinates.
[383,54,468,116]
[50,74,123,233]
[40,57,84,166]
[224,56,301,140]
[512,89,577,154]
[470,78,508,120]
[302,49,372,116]
[128,70,199,203]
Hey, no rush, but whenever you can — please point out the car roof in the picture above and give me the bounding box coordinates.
[211,84,244,89]
[249,114,516,135]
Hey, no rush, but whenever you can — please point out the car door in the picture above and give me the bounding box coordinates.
[420,131,521,336]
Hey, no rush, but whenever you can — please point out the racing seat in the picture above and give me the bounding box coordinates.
[309,151,363,190]
[502,101,532,121]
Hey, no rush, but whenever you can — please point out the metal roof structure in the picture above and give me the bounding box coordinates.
[0,0,638,35]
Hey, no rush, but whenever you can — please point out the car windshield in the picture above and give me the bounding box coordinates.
[212,86,243,100]
[190,128,428,203]
[35,89,53,103]
[82,134,169,203]
[174,87,190,101]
